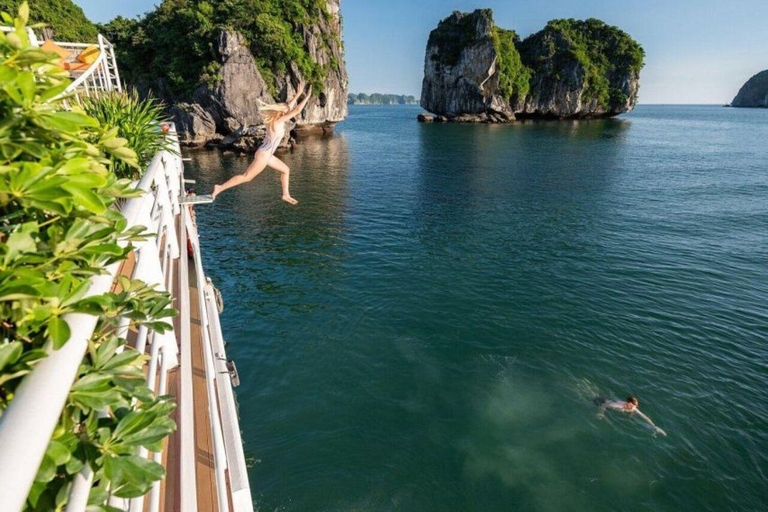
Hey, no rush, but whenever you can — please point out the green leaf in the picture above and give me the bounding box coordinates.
[61,183,106,213]
[4,221,38,264]
[15,140,46,158]
[71,373,113,392]
[104,455,165,498]
[69,388,124,411]
[48,316,71,349]
[58,157,93,176]
[18,2,29,24]
[61,279,92,308]
[0,341,23,370]
[46,440,71,466]
[55,480,73,510]
[46,111,100,131]
[0,369,29,386]
[39,81,69,102]
[100,350,141,372]
[70,373,124,410]
[17,71,34,102]
[34,453,56,483]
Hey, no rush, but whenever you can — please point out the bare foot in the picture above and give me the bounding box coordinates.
[212,185,222,200]
[282,195,298,206]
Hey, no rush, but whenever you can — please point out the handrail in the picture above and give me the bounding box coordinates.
[0,101,251,512]
[62,34,122,98]
[187,212,232,512]
[204,280,255,511]
[177,194,200,512]
[0,130,181,511]
[0,27,121,98]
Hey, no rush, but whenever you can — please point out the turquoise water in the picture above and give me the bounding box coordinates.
[185,105,768,512]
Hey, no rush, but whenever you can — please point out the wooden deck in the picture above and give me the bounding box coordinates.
[154,217,223,511]
[188,259,220,512]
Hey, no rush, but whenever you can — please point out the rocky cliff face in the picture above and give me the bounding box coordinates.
[173,0,348,150]
[731,70,768,108]
[421,10,514,122]
[517,20,641,118]
[420,10,644,122]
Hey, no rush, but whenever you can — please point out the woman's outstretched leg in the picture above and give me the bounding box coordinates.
[213,151,270,199]
[267,156,298,205]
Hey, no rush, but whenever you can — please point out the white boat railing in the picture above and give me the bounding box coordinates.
[60,34,123,98]
[0,26,122,98]
[204,278,253,510]
[0,127,253,512]
[187,212,255,512]
[0,25,38,45]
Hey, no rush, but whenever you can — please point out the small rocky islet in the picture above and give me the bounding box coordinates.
[730,70,768,108]
[419,9,645,123]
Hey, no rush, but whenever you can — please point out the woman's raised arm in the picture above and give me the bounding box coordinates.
[279,85,313,123]
[286,82,306,109]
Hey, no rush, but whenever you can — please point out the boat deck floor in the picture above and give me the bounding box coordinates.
[152,221,222,511]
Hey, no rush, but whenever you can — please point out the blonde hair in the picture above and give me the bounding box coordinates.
[258,100,289,127]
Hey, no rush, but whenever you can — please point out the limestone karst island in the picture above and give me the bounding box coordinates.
[419,10,644,123]
[1,1,767,512]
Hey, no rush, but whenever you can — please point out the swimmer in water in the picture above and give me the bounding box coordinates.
[596,396,667,436]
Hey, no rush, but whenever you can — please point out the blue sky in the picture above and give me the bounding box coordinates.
[74,0,768,104]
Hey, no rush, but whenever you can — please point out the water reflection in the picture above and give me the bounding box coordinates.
[413,119,630,254]
[183,133,351,308]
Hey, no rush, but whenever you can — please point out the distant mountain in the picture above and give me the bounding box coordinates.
[348,93,418,105]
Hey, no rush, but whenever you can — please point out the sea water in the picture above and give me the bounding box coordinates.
[185,105,768,512]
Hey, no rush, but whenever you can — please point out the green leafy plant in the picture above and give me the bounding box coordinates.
[82,90,173,180]
[0,4,177,509]
[520,18,645,109]
[100,0,334,101]
[491,27,531,107]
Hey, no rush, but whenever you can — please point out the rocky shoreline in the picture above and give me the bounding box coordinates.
[417,112,513,124]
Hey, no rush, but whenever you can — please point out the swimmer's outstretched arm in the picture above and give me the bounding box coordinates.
[636,409,667,436]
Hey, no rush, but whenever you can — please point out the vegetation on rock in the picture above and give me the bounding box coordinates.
[490,27,531,107]
[1,4,176,509]
[0,0,98,42]
[426,10,644,112]
[101,0,338,101]
[518,18,645,109]
[427,9,493,67]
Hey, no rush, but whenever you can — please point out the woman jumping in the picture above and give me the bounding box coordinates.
[212,83,313,204]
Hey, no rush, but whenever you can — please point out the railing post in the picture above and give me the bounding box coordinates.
[108,42,122,93]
